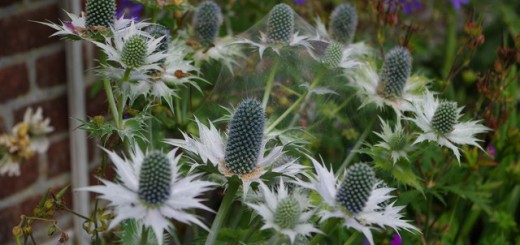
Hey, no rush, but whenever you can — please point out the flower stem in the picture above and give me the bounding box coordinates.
[337,117,376,173]
[261,58,280,109]
[266,73,323,132]
[99,51,121,130]
[310,218,339,245]
[205,179,240,245]
[140,225,149,245]
[288,68,325,127]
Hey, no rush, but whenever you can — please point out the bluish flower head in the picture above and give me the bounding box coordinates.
[386,0,422,14]
[116,0,143,20]
[294,0,305,5]
[451,0,469,10]
[390,234,402,245]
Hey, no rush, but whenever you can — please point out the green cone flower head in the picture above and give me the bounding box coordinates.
[330,3,358,45]
[431,101,458,134]
[86,0,116,28]
[144,24,171,53]
[274,197,302,229]
[120,35,148,68]
[193,1,222,47]
[224,99,265,174]
[376,181,390,209]
[377,46,412,100]
[138,152,172,206]
[267,3,294,44]
[322,42,343,68]
[335,163,375,214]
[388,132,408,152]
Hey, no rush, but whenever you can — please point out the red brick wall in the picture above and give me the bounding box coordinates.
[0,0,105,243]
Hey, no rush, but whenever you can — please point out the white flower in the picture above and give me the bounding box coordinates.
[297,156,419,245]
[246,180,320,244]
[21,107,54,153]
[192,36,244,74]
[347,61,429,113]
[0,148,20,176]
[374,118,413,164]
[78,146,216,245]
[408,92,490,162]
[94,21,168,79]
[234,31,313,60]
[37,12,145,40]
[126,40,206,110]
[164,118,305,195]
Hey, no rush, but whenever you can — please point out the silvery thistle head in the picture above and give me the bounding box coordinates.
[319,41,370,70]
[234,3,313,59]
[246,180,321,244]
[329,3,358,45]
[37,0,147,41]
[374,118,414,164]
[189,1,243,73]
[165,99,306,195]
[347,46,429,114]
[94,21,168,79]
[408,91,490,162]
[297,157,419,245]
[78,146,217,245]
[124,25,206,111]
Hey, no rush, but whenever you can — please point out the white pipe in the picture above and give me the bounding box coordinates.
[64,0,90,244]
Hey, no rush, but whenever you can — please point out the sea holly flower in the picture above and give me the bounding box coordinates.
[408,92,490,162]
[246,180,321,244]
[318,41,370,70]
[78,146,216,245]
[189,1,243,73]
[329,3,358,45]
[124,25,206,111]
[95,21,168,80]
[374,118,413,164]
[116,0,143,20]
[38,0,145,41]
[347,46,428,113]
[451,0,469,10]
[234,3,312,59]
[165,99,305,194]
[298,157,418,245]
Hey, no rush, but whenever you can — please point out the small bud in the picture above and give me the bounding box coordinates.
[48,225,56,236]
[321,42,343,68]
[267,4,294,44]
[274,197,301,229]
[12,226,22,237]
[121,35,148,68]
[85,0,116,28]
[224,99,265,174]
[335,163,375,214]
[431,101,458,134]
[193,1,222,47]
[22,225,33,236]
[330,3,358,45]
[377,46,412,100]
[44,200,53,210]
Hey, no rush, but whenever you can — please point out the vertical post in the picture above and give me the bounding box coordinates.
[64,0,90,244]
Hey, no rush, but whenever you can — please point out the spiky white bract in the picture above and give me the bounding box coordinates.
[192,36,244,74]
[37,12,146,40]
[234,31,313,59]
[408,92,490,163]
[94,21,168,78]
[297,156,419,245]
[164,118,306,195]
[78,146,216,245]
[347,61,428,114]
[0,151,19,176]
[374,118,413,164]
[246,180,320,244]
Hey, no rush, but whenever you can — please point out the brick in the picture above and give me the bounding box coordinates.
[46,137,71,178]
[0,5,60,56]
[0,195,41,243]
[0,0,20,8]
[85,84,108,117]
[0,116,5,132]
[15,94,69,135]
[36,50,67,88]
[0,157,39,199]
[0,63,30,103]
